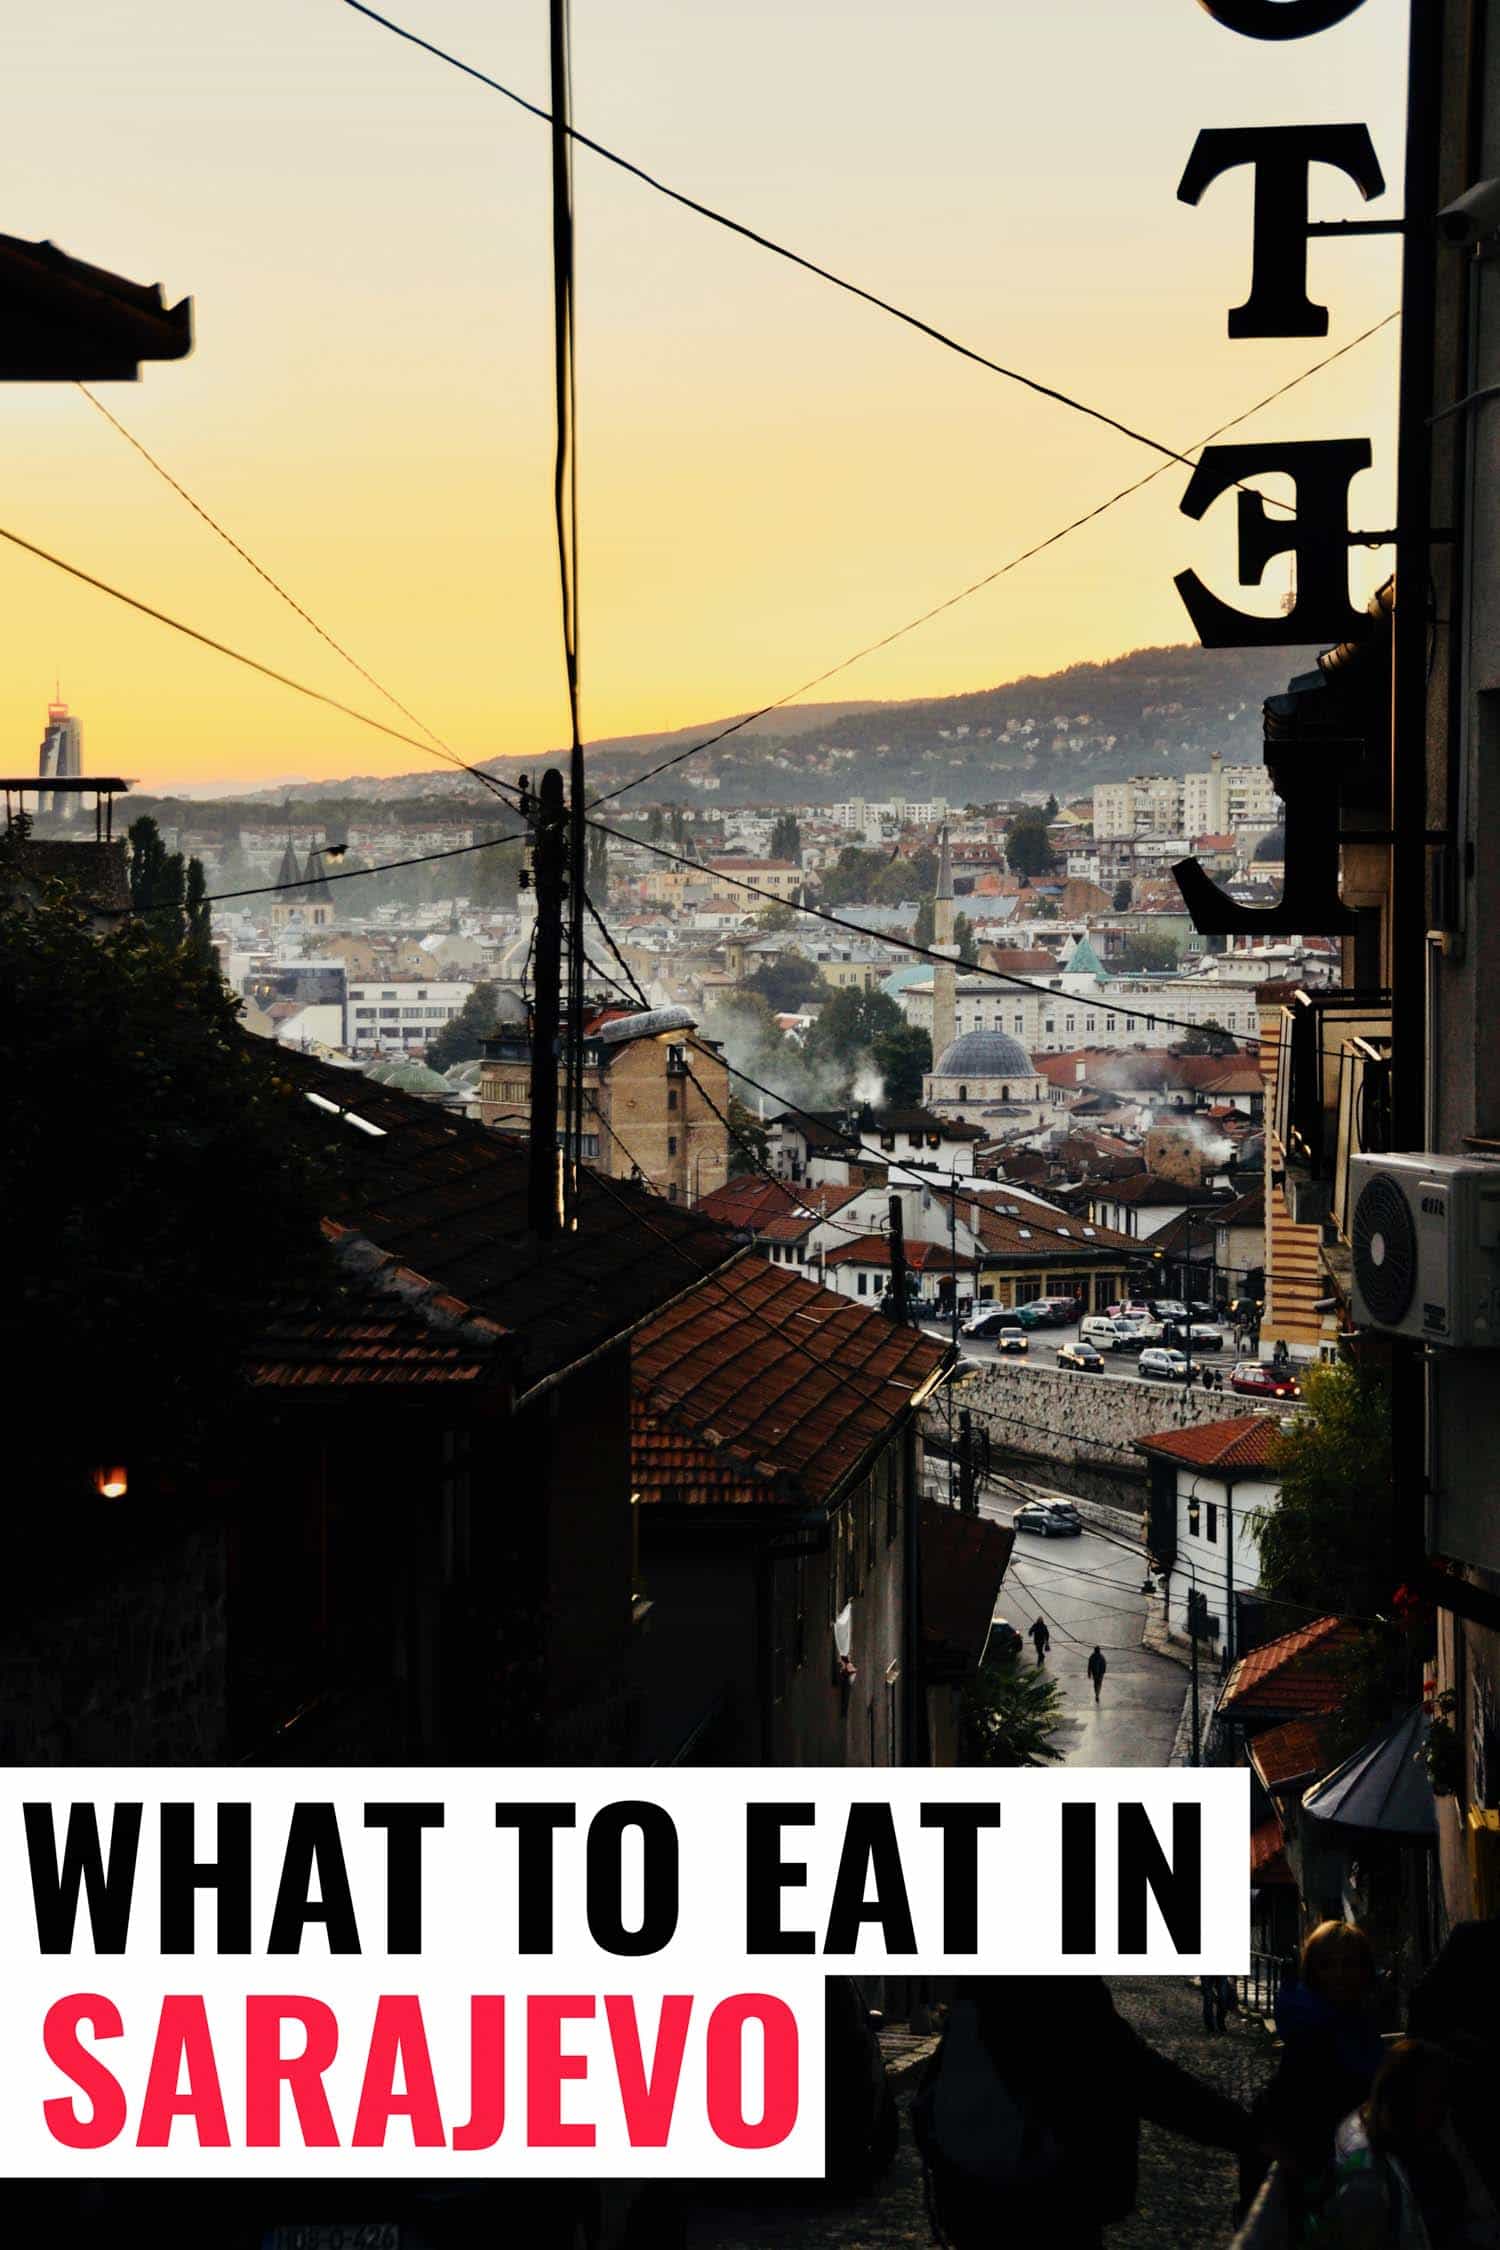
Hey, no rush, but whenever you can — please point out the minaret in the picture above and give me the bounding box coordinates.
[931,822,958,1064]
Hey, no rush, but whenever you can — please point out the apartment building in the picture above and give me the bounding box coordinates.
[346,976,472,1052]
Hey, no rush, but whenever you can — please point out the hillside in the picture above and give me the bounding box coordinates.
[261,641,1315,809]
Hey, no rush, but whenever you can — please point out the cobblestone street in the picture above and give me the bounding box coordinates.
[682,1977,1276,2250]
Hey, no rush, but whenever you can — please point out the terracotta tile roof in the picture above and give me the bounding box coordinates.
[757,1185,864,1243]
[694,1177,797,1232]
[1134,1417,1286,1474]
[260,1044,741,1394]
[247,1223,511,1393]
[1250,1811,1296,1884]
[1216,1186,1266,1228]
[632,1259,951,1509]
[823,1235,964,1273]
[1218,1615,1363,1721]
[1249,1715,1338,1793]
[922,1501,1015,1681]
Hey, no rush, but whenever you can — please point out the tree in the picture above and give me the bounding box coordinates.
[754,901,799,933]
[1044,793,1059,821]
[726,1097,771,1178]
[962,1648,1066,1766]
[647,807,665,840]
[586,823,610,897]
[870,1024,931,1107]
[468,833,525,914]
[1176,1018,1236,1057]
[913,895,935,949]
[744,951,823,1013]
[0,864,341,1491]
[128,814,184,916]
[183,855,213,968]
[769,814,802,864]
[1255,1363,1393,1622]
[427,981,502,1072]
[1113,930,1179,974]
[802,987,905,1081]
[1111,880,1133,911]
[1004,817,1055,880]
[954,912,978,965]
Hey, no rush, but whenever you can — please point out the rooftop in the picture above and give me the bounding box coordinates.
[1217,1615,1363,1722]
[1248,1715,1337,1794]
[1134,1416,1285,1474]
[632,1258,951,1510]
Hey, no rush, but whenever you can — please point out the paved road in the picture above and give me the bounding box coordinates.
[985,1495,1188,1767]
[921,1313,1239,1391]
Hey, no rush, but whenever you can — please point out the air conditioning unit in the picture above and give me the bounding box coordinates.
[1349,1153,1500,1346]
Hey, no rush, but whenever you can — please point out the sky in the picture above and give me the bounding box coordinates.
[3,0,1407,796]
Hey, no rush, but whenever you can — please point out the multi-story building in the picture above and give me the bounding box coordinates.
[36,697,82,819]
[898,968,1259,1051]
[1098,761,1280,846]
[478,1003,731,1207]
[346,975,473,1052]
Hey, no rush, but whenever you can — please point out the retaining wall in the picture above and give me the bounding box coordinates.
[957,1359,1297,1485]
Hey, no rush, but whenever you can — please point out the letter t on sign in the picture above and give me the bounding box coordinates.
[1175,437,1373,645]
[1178,125,1386,336]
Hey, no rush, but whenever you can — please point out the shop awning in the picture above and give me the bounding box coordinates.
[1300,1706,1435,1839]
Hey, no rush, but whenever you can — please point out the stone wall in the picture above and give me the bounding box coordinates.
[0,1525,229,1764]
[955,1360,1297,1486]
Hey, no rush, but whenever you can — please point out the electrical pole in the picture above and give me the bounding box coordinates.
[888,1192,908,1326]
[527,769,566,1239]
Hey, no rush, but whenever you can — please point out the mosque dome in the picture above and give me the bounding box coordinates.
[933,1029,1036,1079]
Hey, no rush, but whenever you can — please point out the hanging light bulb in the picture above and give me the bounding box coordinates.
[93,1465,128,1501]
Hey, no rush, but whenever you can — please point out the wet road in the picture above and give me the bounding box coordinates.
[983,1497,1187,1767]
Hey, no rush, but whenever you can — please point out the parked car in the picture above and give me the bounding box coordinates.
[1229,1359,1301,1399]
[963,1305,1014,1339]
[1186,1299,1220,1321]
[1138,1347,1190,1381]
[1183,1323,1225,1352]
[1012,1499,1084,1537]
[1105,1301,1151,1322]
[1080,1315,1125,1351]
[1150,1299,1191,1322]
[1012,1302,1052,1329]
[1057,1341,1104,1372]
[1036,1295,1083,1326]
[994,1323,1029,1354]
[988,1616,1025,1660]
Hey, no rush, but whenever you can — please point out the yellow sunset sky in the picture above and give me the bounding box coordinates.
[4,0,1406,796]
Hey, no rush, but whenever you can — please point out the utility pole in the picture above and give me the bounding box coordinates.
[947,1171,960,1505]
[527,769,566,1239]
[888,1192,908,1326]
[1187,1582,1202,1768]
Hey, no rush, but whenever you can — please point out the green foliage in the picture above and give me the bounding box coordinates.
[913,895,935,949]
[954,912,978,965]
[467,832,525,914]
[817,845,935,910]
[1176,1018,1236,1057]
[1004,816,1055,880]
[1043,793,1059,820]
[754,902,799,933]
[962,1650,1066,1766]
[427,981,502,1072]
[1253,1361,1394,1623]
[586,823,610,897]
[726,1097,771,1178]
[0,870,341,1480]
[1112,880,1133,911]
[744,951,823,1013]
[870,1024,932,1108]
[803,988,905,1080]
[1113,930,1180,974]
[769,814,802,864]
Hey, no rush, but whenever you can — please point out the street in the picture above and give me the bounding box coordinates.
[987,1493,1189,1766]
[920,1312,1235,1389]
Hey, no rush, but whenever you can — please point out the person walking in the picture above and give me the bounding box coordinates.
[1087,1645,1107,1701]
[1029,1616,1050,1663]
[1201,1974,1228,2036]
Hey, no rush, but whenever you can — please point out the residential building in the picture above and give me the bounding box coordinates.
[1137,1416,1285,1659]
[705,856,802,901]
[478,1003,730,1206]
[899,968,1259,1051]
[767,1107,985,1186]
[346,975,473,1053]
[630,1257,989,1766]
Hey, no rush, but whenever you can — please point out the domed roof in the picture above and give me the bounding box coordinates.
[934,1029,1035,1079]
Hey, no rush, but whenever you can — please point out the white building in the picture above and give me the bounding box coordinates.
[1096,759,1280,845]
[898,969,1259,1050]
[346,976,473,1052]
[1134,1417,1286,1659]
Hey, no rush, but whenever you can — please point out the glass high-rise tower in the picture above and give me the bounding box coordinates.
[37,697,82,818]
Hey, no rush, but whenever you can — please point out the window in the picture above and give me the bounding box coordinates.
[1188,1497,1201,1537]
[580,1133,599,1159]
[1086,1017,1096,1033]
[381,990,396,999]
[668,1088,678,1111]
[1206,1501,1218,1544]
[1044,1019,1054,1034]
[667,1135,677,1156]
[416,989,427,1000]
[958,1085,968,1101]
[379,1008,400,1020]
[1106,1015,1116,1031]
[354,1007,376,1020]
[1065,1015,1075,1032]
[858,1272,869,1296]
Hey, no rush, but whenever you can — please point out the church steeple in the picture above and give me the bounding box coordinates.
[931,822,958,1064]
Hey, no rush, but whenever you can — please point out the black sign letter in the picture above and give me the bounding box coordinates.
[1178,125,1385,336]
[1195,0,1369,37]
[1176,437,1373,646]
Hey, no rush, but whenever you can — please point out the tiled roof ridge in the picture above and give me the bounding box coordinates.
[322,1219,511,1344]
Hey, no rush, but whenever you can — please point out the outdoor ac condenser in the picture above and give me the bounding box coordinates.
[1348,1152,1500,1347]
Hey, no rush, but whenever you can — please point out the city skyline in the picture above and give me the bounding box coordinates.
[3,0,1405,794]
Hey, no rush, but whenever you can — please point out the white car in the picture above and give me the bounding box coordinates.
[1138,1347,1190,1380]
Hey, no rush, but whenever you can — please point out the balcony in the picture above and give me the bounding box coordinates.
[1272,989,1391,1230]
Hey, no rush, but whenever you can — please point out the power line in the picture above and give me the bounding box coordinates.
[75,384,456,761]
[588,311,1398,811]
[343,0,1330,495]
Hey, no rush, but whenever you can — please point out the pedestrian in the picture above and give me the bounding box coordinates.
[1408,1916,1500,2209]
[1087,1645,1107,1701]
[1303,2037,1500,2249]
[1029,1616,1050,1663]
[1241,1920,1386,2217]
[913,1976,1252,2250]
[1201,1974,1227,2036]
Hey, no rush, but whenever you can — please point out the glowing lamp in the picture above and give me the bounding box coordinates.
[94,1465,128,1501]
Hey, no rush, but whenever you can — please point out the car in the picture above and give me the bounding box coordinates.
[1037,1295,1083,1326]
[1183,1323,1225,1352]
[1186,1299,1219,1321]
[1012,1499,1084,1537]
[1150,1299,1191,1322]
[1011,1302,1052,1329]
[1229,1359,1301,1399]
[963,1305,1014,1339]
[1104,1301,1151,1322]
[988,1616,1025,1660]
[1057,1341,1104,1372]
[1079,1314,1129,1351]
[1138,1346,1190,1380]
[994,1324,1029,1354]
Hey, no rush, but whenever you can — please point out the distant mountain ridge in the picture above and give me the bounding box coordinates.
[260,642,1315,809]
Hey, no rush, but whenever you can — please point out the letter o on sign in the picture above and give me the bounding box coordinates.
[1196,0,1368,35]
